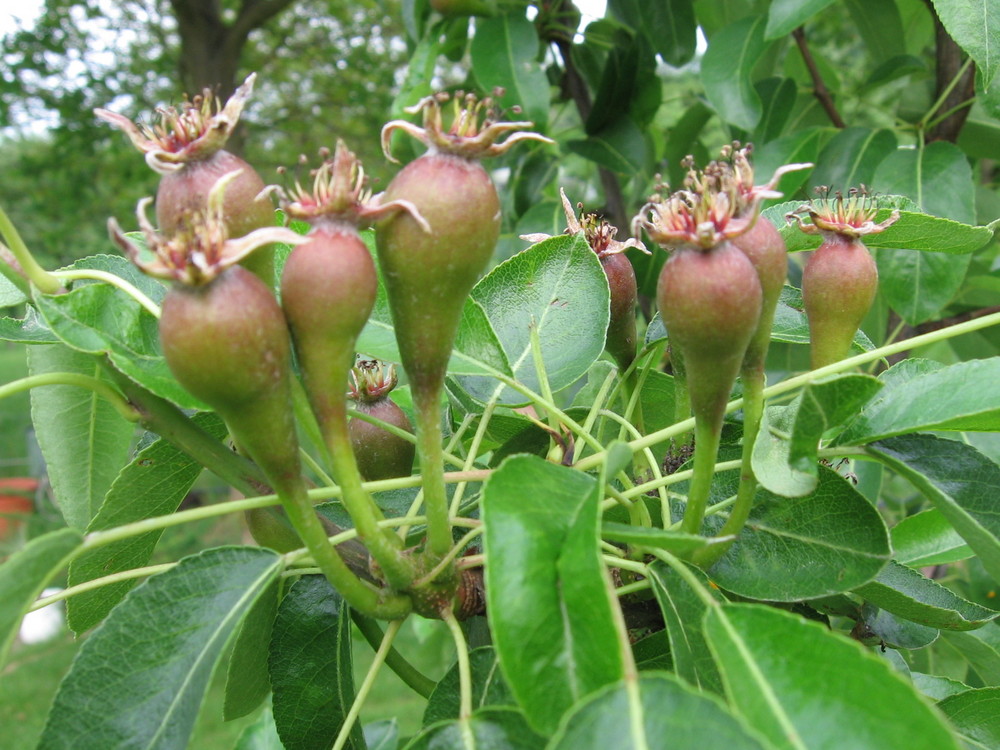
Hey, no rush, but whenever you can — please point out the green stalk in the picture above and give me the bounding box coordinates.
[0,372,140,423]
[413,387,453,561]
[324,395,415,590]
[0,204,60,293]
[350,611,436,697]
[679,415,723,535]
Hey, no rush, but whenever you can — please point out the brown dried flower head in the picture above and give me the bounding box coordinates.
[787,185,900,239]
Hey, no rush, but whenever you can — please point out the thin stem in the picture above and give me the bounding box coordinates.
[575,365,619,463]
[921,56,974,129]
[0,372,140,423]
[599,408,669,521]
[413,389,452,561]
[299,448,334,488]
[456,553,484,570]
[332,618,404,750]
[602,554,650,576]
[29,563,175,612]
[51,269,162,318]
[680,417,723,535]
[793,26,846,128]
[449,397,498,516]
[616,579,652,597]
[442,608,474,720]
[350,611,436,698]
[651,549,720,608]
[0,203,60,293]
[413,526,485,588]
[619,459,743,502]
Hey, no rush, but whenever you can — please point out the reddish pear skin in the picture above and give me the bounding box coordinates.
[802,233,878,369]
[657,242,762,422]
[281,223,377,416]
[602,252,639,371]
[349,397,416,481]
[159,265,301,484]
[375,153,500,399]
[733,216,787,369]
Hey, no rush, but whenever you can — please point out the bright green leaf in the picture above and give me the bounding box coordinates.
[39,547,282,750]
[705,603,963,750]
[702,16,768,130]
[766,0,837,40]
[483,455,623,735]
[892,509,973,568]
[28,343,134,530]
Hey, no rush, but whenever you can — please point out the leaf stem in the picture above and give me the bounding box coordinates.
[442,607,474,720]
[0,204,61,293]
[50,269,162,318]
[28,563,175,612]
[332,618,403,750]
[449,396,497,516]
[0,372,140,423]
[350,611,437,698]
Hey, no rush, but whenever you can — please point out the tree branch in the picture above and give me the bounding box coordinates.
[792,26,846,129]
[231,0,300,42]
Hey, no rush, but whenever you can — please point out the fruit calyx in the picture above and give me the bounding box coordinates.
[96,74,255,175]
[523,188,648,258]
[381,90,554,162]
[349,359,399,404]
[108,172,304,285]
[714,142,811,220]
[787,185,900,240]
[274,140,429,231]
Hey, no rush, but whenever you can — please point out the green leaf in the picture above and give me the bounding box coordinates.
[27,343,134,530]
[892,509,973,567]
[483,455,624,735]
[754,77,797,143]
[39,547,282,750]
[457,233,609,405]
[938,687,1000,747]
[567,116,650,175]
[32,255,202,410]
[930,0,1000,94]
[766,0,837,40]
[585,40,640,135]
[862,603,939,650]
[843,0,906,63]
[648,0,697,67]
[357,231,512,379]
[943,625,1000,685]
[365,719,399,750]
[66,412,228,634]
[841,359,1000,444]
[224,578,280,720]
[0,272,26,306]
[808,127,898,192]
[470,12,549,129]
[866,434,1000,585]
[0,307,59,343]
[912,673,971,701]
[705,603,963,750]
[423,646,514,727]
[873,142,976,324]
[768,286,875,351]
[602,524,732,557]
[648,561,725,694]
[709,465,891,601]
[855,560,999,630]
[405,707,545,749]
[0,527,81,667]
[702,16,769,130]
[234,706,283,750]
[269,575,363,750]
[547,673,769,750]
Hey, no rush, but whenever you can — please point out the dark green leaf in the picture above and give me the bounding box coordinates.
[648,561,725,694]
[705,603,963,750]
[892,509,973,567]
[224,579,280,720]
[938,687,1000,748]
[866,434,1000,584]
[808,127,898,192]
[567,116,650,175]
[754,77,797,143]
[423,646,514,726]
[470,12,549,129]
[648,0,697,67]
[841,359,1000,444]
[405,707,545,750]
[483,455,623,735]
[856,560,999,630]
[67,412,228,634]
[843,0,906,63]
[766,0,837,39]
[585,40,639,135]
[0,527,81,667]
[861,55,927,93]
[709,465,891,601]
[547,673,769,750]
[633,631,672,672]
[912,673,971,701]
[269,575,363,750]
[27,343,134,530]
[702,16,769,130]
[39,547,282,750]
[753,128,822,200]
[457,233,609,405]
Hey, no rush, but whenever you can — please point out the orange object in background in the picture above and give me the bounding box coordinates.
[0,478,37,539]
